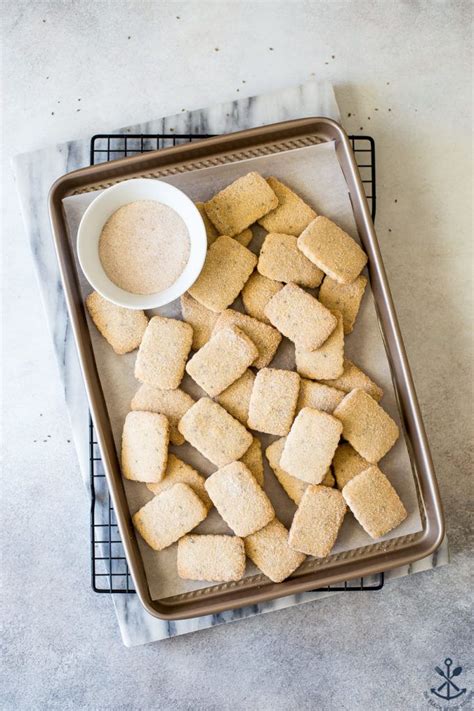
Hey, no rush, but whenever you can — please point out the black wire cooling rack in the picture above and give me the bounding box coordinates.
[89,131,383,594]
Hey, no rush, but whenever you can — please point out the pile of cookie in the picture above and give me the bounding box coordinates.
[86,171,407,586]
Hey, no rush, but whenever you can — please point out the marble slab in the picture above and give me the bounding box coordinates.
[12,79,448,647]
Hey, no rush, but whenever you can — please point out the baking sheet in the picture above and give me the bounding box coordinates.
[63,140,423,600]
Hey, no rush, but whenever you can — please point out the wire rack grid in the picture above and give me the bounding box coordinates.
[89,131,383,594]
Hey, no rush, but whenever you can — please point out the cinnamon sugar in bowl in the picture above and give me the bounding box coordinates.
[77,179,207,310]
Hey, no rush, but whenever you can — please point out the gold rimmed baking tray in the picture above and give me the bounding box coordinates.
[49,118,444,620]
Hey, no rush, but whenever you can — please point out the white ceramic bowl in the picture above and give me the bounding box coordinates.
[77,178,207,309]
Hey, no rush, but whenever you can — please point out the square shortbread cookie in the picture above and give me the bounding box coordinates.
[196,201,219,246]
[177,534,246,582]
[264,283,337,351]
[180,292,219,350]
[265,438,308,504]
[188,235,257,313]
[297,379,346,414]
[240,436,264,486]
[323,469,336,487]
[204,461,274,537]
[178,398,253,467]
[320,358,383,402]
[333,389,399,463]
[241,272,283,324]
[234,228,253,247]
[245,518,306,583]
[146,454,212,510]
[288,486,347,557]
[204,171,278,236]
[342,466,407,538]
[247,368,300,436]
[265,437,333,506]
[319,275,368,334]
[295,310,344,380]
[216,369,255,425]
[86,291,148,355]
[332,443,370,490]
[257,177,317,236]
[298,216,368,284]
[281,408,342,484]
[132,483,208,551]
[257,233,323,288]
[135,315,193,390]
[196,202,253,247]
[121,411,169,483]
[131,384,194,445]
[212,309,282,369]
[186,326,258,397]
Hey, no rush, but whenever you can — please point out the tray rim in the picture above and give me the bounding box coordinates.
[48,117,444,620]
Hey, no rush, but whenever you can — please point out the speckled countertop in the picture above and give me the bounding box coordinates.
[2,1,472,709]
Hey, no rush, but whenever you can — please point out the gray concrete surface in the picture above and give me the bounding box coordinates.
[2,1,472,709]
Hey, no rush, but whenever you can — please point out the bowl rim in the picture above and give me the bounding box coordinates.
[77,178,207,310]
